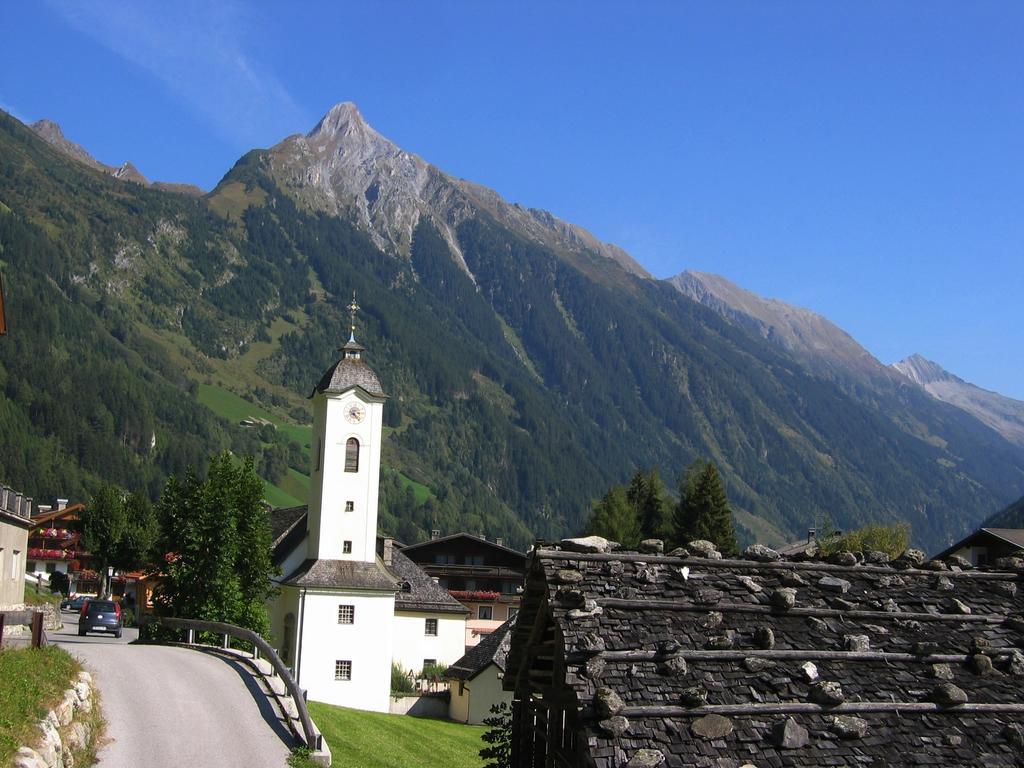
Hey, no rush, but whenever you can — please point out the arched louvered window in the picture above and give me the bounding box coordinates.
[345,437,360,472]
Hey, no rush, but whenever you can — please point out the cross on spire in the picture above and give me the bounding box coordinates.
[347,292,360,342]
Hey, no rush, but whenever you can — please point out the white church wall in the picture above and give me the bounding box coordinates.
[308,392,384,562]
[392,610,466,675]
[297,589,395,712]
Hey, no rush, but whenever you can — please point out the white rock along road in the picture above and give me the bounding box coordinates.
[51,617,295,768]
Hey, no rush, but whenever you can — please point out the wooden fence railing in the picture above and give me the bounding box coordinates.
[0,610,47,649]
[143,615,322,752]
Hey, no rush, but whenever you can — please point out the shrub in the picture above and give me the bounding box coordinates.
[420,661,449,681]
[391,662,414,694]
[817,522,911,559]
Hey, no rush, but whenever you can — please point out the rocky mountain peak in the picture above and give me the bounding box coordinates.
[31,118,106,171]
[259,102,650,280]
[892,355,1024,447]
[28,117,197,193]
[670,270,885,380]
[309,101,367,136]
[892,354,960,386]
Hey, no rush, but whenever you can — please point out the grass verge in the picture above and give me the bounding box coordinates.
[308,702,485,768]
[0,646,80,763]
[23,586,62,606]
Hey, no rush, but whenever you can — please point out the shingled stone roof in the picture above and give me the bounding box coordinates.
[448,617,515,681]
[311,357,386,398]
[505,537,1024,767]
[388,547,469,615]
[280,557,398,591]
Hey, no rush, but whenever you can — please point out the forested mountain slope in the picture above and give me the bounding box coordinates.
[984,494,1024,529]
[1,106,1022,553]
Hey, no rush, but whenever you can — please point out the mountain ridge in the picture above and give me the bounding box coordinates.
[1,103,1023,555]
[28,117,204,196]
[893,353,1024,447]
[248,102,650,282]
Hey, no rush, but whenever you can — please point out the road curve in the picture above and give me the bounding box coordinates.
[51,617,295,768]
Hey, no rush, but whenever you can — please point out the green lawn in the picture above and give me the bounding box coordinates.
[308,702,485,768]
[0,647,80,763]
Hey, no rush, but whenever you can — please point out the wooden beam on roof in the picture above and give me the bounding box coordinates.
[616,701,1024,718]
[536,549,1023,580]
[597,597,1009,624]
[568,648,977,665]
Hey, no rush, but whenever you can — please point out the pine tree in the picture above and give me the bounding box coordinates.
[673,460,738,555]
[628,468,672,542]
[587,485,642,548]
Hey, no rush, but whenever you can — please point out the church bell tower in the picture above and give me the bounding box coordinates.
[306,295,387,562]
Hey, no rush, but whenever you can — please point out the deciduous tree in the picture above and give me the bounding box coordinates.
[155,452,277,635]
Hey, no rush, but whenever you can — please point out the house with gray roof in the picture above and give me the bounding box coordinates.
[505,536,1024,767]
[448,616,515,724]
[935,527,1024,567]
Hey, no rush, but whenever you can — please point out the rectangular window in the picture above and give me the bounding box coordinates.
[12,550,20,580]
[425,618,438,636]
[343,541,352,554]
[345,501,354,512]
[478,605,493,620]
[464,579,476,591]
[337,605,355,624]
[334,660,352,681]
[423,659,436,672]
[508,607,519,621]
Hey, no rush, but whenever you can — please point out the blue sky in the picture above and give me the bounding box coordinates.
[2,2,1022,398]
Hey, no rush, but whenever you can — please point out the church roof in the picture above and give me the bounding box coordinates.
[448,617,515,681]
[311,357,386,398]
[386,546,470,615]
[506,539,1024,767]
[270,504,308,567]
[281,556,398,592]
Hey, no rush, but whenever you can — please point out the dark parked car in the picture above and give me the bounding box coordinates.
[61,595,89,612]
[78,599,123,638]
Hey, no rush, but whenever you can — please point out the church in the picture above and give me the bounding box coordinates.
[267,298,468,711]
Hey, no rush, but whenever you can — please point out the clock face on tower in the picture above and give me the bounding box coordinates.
[345,402,366,424]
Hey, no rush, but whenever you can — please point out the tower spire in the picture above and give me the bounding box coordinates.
[347,291,360,343]
[340,291,365,360]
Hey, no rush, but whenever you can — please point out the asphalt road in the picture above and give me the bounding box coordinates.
[51,614,295,768]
